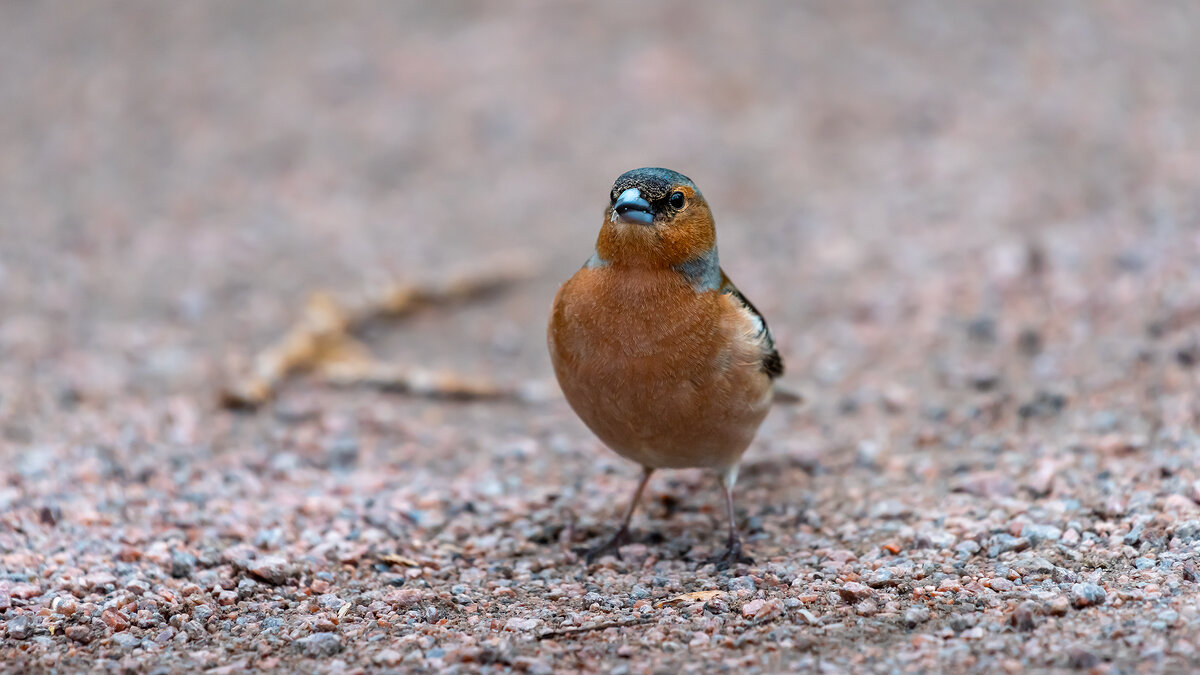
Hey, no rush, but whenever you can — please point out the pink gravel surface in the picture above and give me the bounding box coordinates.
[3,2,1200,672]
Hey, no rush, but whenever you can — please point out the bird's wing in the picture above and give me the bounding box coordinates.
[719,268,784,379]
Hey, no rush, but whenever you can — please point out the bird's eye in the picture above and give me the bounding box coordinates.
[669,191,686,209]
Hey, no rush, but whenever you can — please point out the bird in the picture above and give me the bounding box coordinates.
[548,167,783,568]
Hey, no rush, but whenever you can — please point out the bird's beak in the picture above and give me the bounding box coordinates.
[613,188,654,225]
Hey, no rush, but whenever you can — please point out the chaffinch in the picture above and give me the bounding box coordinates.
[548,167,783,568]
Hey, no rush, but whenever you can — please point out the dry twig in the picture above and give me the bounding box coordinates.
[320,361,519,401]
[220,251,536,409]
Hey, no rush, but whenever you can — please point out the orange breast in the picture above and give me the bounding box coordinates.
[548,265,773,470]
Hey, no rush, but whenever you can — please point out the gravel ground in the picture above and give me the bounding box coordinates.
[4,2,1200,672]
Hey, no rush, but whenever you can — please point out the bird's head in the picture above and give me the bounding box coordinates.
[595,167,716,268]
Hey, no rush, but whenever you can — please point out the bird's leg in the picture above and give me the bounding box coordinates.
[707,465,754,569]
[583,466,654,563]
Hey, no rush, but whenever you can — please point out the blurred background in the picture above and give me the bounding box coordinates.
[4,2,1200,669]
[4,1,1198,403]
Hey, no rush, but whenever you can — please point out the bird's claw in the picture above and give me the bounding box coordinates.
[706,538,754,570]
[579,528,630,564]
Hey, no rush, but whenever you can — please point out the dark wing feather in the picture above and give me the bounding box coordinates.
[719,268,784,379]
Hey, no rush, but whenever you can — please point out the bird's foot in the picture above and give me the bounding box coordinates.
[705,538,754,570]
[578,528,630,564]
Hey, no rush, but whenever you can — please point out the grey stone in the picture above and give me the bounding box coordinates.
[903,606,931,628]
[6,615,34,640]
[295,632,344,657]
[987,535,1030,557]
[867,569,896,588]
[1071,583,1107,608]
[170,550,197,578]
[1020,523,1062,544]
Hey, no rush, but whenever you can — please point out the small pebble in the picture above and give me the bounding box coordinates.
[9,583,40,600]
[1071,583,1107,608]
[102,609,131,632]
[988,535,1030,557]
[854,599,878,616]
[1010,601,1037,631]
[6,615,34,640]
[838,582,872,603]
[867,568,895,588]
[374,649,403,666]
[954,540,981,556]
[727,576,756,592]
[52,596,77,616]
[295,632,343,657]
[1067,647,1100,669]
[504,617,540,631]
[65,625,92,643]
[1046,596,1070,616]
[1020,523,1062,543]
[171,550,197,578]
[904,607,931,628]
[988,578,1014,592]
[247,556,296,586]
[112,633,141,650]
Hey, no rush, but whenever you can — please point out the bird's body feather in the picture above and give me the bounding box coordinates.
[546,166,783,566]
[549,263,774,470]
[718,270,783,379]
